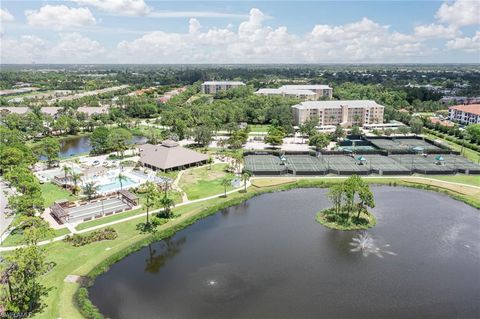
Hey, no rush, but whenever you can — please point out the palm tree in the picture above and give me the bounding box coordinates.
[221,177,232,198]
[82,182,99,200]
[117,172,128,191]
[160,196,175,218]
[241,171,251,193]
[62,165,71,189]
[143,182,160,225]
[71,172,82,195]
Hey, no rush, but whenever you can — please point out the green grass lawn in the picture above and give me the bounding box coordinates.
[2,176,479,319]
[425,175,480,187]
[1,228,70,247]
[248,124,270,132]
[40,183,78,207]
[75,190,183,231]
[179,164,235,200]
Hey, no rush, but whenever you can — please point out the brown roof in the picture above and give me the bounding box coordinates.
[118,189,138,201]
[429,117,455,127]
[449,104,480,116]
[139,142,208,170]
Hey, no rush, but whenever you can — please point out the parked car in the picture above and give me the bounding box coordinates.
[92,160,100,166]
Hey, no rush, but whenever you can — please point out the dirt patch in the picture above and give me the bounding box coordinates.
[402,178,480,196]
[252,178,297,188]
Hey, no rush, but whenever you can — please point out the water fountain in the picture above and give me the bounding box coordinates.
[349,232,396,258]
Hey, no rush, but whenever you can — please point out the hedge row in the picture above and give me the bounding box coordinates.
[424,128,480,153]
[64,227,118,247]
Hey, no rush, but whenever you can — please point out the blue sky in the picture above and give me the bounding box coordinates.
[1,1,479,63]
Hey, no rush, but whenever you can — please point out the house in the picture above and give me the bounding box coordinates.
[201,81,245,94]
[448,104,480,125]
[138,140,209,171]
[292,100,384,126]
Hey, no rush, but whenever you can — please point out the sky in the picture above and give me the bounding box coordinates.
[0,0,479,64]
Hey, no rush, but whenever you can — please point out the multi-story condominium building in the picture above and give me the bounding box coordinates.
[292,100,384,126]
[255,88,318,100]
[255,84,333,100]
[448,104,480,125]
[201,81,245,94]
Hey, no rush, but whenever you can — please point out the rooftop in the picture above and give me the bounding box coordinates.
[255,88,316,95]
[449,104,480,116]
[292,100,384,110]
[139,142,208,170]
[202,81,245,86]
[280,84,332,90]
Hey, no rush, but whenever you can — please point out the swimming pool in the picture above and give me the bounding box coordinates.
[98,177,137,193]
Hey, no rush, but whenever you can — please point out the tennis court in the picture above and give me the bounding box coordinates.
[362,155,411,175]
[367,137,442,152]
[321,155,370,175]
[286,155,327,175]
[244,155,286,175]
[389,154,455,174]
[431,154,480,174]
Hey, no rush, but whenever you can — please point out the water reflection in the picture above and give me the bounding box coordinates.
[145,237,186,274]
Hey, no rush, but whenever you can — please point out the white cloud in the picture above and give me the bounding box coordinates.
[52,33,105,60]
[189,18,201,34]
[414,23,460,39]
[1,35,47,63]
[148,11,248,19]
[25,5,96,30]
[436,0,480,26]
[447,31,480,52]
[115,10,430,64]
[1,33,105,63]
[73,0,150,16]
[1,8,14,22]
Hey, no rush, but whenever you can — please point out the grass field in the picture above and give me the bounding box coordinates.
[248,124,270,132]
[1,228,70,247]
[427,174,480,187]
[2,175,480,319]
[179,164,235,200]
[40,183,78,207]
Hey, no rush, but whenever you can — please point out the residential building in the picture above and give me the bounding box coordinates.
[255,84,333,100]
[292,100,384,126]
[138,140,209,171]
[201,81,245,94]
[448,104,480,125]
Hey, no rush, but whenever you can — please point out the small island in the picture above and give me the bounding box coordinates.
[317,175,377,230]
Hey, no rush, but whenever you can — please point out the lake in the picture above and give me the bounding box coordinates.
[89,187,480,319]
[56,135,147,158]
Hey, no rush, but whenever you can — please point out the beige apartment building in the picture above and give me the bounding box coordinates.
[292,100,384,126]
[255,84,333,100]
[201,81,245,94]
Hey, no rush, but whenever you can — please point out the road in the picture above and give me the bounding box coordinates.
[0,180,15,240]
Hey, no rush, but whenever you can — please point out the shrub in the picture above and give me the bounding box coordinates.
[64,227,118,247]
[76,287,103,319]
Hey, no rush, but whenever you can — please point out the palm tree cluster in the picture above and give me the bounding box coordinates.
[61,165,82,195]
[327,175,375,224]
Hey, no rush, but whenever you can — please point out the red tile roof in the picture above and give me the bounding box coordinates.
[449,104,480,116]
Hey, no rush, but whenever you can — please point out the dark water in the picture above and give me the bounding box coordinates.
[89,187,480,319]
[52,135,147,158]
